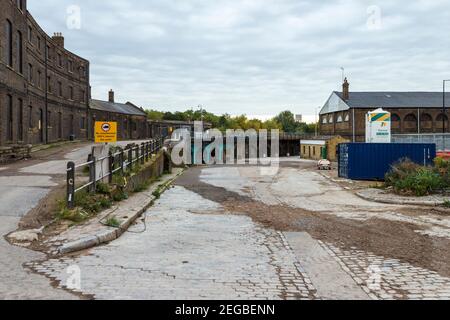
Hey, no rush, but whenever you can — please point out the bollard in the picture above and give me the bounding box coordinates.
[67,162,75,209]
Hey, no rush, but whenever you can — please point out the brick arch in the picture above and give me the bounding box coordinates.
[403,113,418,133]
[420,113,433,133]
[391,113,401,133]
[436,114,449,132]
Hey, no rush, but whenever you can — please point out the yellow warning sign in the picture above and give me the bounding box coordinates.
[95,121,117,143]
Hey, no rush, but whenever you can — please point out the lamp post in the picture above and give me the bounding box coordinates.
[315,106,321,137]
[443,80,450,151]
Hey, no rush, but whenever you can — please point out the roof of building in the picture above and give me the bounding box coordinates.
[334,91,450,109]
[90,99,147,117]
[320,91,450,115]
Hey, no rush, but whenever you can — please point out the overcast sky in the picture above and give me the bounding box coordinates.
[28,0,450,122]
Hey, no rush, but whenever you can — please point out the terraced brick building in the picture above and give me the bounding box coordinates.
[0,0,90,147]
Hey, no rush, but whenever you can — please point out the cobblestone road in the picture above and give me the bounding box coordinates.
[28,186,317,300]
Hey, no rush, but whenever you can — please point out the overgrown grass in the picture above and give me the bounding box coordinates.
[105,217,121,228]
[385,158,447,196]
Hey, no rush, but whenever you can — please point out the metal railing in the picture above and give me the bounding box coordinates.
[392,133,450,151]
[66,137,164,208]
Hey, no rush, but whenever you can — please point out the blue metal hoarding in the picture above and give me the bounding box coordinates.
[338,143,436,180]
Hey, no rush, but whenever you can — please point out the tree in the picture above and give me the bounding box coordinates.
[274,111,297,132]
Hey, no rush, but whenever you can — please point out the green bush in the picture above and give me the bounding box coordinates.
[385,159,444,196]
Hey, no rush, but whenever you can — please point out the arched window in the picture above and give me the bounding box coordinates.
[328,115,334,123]
[344,113,350,122]
[420,113,433,132]
[391,114,401,132]
[404,114,418,133]
[336,115,343,123]
[322,116,327,124]
[436,114,449,132]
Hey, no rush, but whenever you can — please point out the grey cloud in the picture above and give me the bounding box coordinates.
[28,0,450,121]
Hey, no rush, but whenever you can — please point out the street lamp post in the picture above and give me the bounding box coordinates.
[443,80,450,151]
[315,106,321,137]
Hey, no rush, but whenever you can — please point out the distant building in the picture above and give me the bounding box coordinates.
[319,78,450,141]
[148,120,213,139]
[90,90,148,140]
[300,136,349,161]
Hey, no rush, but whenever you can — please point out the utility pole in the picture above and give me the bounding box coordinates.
[443,80,450,151]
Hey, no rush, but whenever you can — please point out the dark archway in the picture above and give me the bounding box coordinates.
[436,114,449,132]
[403,114,418,133]
[420,113,433,133]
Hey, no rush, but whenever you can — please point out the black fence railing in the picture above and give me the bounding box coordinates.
[66,137,164,209]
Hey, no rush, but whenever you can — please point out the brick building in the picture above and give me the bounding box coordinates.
[319,79,450,142]
[0,0,90,147]
[90,90,148,140]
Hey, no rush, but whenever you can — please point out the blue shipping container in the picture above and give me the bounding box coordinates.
[338,143,436,181]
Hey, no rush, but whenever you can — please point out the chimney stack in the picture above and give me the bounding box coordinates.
[52,32,64,48]
[342,78,350,101]
[108,89,115,103]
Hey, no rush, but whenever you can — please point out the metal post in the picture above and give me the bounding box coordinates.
[120,150,124,175]
[141,143,145,165]
[67,162,75,209]
[135,146,140,166]
[145,142,149,161]
[88,155,96,193]
[128,148,133,171]
[108,151,114,184]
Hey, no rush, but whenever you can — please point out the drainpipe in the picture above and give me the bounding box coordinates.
[418,108,420,135]
[352,108,356,142]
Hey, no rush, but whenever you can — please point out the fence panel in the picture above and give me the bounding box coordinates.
[66,138,164,208]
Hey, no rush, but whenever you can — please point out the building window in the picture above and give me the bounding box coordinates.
[336,115,343,123]
[57,53,63,67]
[17,31,23,73]
[29,105,33,128]
[321,116,327,124]
[16,0,24,11]
[68,60,73,73]
[58,81,63,97]
[344,113,350,122]
[47,111,51,127]
[80,117,85,130]
[69,86,74,100]
[58,112,63,138]
[18,99,23,141]
[80,89,85,103]
[37,36,41,51]
[28,26,32,43]
[37,70,42,88]
[328,115,334,123]
[28,64,33,83]
[5,20,13,67]
[47,76,52,92]
[46,45,51,60]
[7,95,13,141]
